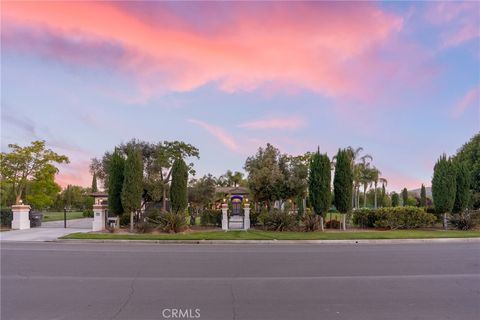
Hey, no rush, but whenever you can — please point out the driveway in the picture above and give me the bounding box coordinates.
[0,218,92,242]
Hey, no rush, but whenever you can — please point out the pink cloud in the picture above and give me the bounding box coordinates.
[452,87,480,118]
[187,119,240,152]
[239,117,305,130]
[56,160,92,189]
[2,2,404,100]
[427,2,480,49]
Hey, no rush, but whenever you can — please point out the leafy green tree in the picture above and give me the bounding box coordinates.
[53,185,93,211]
[244,144,308,209]
[189,174,216,215]
[121,148,144,232]
[244,144,284,208]
[402,188,408,206]
[170,158,188,214]
[432,154,457,229]
[453,162,470,213]
[308,150,331,231]
[0,181,15,207]
[91,172,98,193]
[391,192,400,207]
[0,140,69,204]
[25,164,61,210]
[94,140,199,211]
[333,149,353,230]
[420,184,427,207]
[108,149,125,216]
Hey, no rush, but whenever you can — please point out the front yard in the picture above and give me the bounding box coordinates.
[62,229,480,241]
[42,211,85,222]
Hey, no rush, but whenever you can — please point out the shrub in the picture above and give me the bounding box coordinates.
[353,207,436,230]
[303,212,319,232]
[352,208,386,228]
[0,208,13,227]
[450,210,480,230]
[83,209,94,218]
[200,209,222,226]
[158,212,187,233]
[374,206,436,230]
[259,209,297,231]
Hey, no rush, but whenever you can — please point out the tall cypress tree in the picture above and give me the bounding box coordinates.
[381,183,386,207]
[333,149,353,230]
[420,184,427,207]
[91,172,98,193]
[402,188,408,206]
[308,150,331,231]
[170,158,188,214]
[453,162,470,214]
[108,149,125,216]
[121,148,143,232]
[391,192,399,207]
[432,154,457,229]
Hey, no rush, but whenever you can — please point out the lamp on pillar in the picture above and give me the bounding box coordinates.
[11,199,31,230]
[221,198,228,231]
[243,198,250,230]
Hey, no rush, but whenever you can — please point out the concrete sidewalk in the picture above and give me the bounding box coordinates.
[1,218,92,242]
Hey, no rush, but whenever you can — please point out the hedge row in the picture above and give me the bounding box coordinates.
[352,206,436,230]
[200,210,222,227]
[1,208,13,228]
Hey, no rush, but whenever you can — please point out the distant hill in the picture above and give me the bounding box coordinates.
[408,186,432,198]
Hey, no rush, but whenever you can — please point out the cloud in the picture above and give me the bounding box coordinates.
[187,119,240,152]
[426,2,480,49]
[452,87,480,118]
[56,160,92,188]
[239,117,305,130]
[2,1,404,100]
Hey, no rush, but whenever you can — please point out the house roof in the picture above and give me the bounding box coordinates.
[215,186,250,195]
[89,192,108,197]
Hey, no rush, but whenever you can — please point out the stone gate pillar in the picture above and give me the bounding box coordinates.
[221,203,228,231]
[92,204,108,231]
[11,204,31,230]
[243,203,250,230]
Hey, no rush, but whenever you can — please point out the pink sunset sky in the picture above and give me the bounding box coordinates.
[1,1,479,192]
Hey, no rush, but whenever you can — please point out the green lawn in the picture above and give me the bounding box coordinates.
[42,211,85,222]
[62,229,480,241]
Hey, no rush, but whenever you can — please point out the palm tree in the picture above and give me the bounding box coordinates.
[359,164,370,207]
[345,147,372,209]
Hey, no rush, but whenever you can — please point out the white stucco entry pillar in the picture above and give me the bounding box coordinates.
[243,203,250,230]
[92,204,108,231]
[11,204,31,230]
[221,203,228,231]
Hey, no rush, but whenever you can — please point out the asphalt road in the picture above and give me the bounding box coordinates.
[1,242,479,320]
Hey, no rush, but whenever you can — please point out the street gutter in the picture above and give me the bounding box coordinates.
[53,237,480,245]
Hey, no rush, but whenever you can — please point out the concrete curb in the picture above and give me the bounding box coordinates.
[53,237,480,245]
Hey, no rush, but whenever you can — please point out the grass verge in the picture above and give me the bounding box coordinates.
[62,229,480,241]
